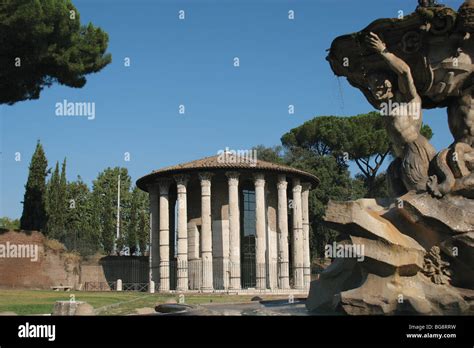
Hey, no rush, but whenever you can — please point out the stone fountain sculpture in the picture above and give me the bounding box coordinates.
[306,0,474,315]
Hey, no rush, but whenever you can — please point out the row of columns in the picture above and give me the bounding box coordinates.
[148,172,312,291]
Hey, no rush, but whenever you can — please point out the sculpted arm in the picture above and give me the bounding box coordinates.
[366,32,417,99]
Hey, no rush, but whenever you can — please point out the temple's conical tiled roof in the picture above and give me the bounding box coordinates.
[137,154,319,191]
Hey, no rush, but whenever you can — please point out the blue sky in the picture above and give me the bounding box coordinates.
[0,0,464,218]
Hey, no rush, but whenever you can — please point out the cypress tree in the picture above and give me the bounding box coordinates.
[46,162,60,238]
[60,159,67,198]
[59,158,67,236]
[20,141,48,231]
[46,158,68,240]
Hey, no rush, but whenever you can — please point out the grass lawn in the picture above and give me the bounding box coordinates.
[0,290,260,315]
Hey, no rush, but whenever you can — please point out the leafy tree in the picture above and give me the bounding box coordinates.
[0,217,20,230]
[18,144,147,256]
[20,140,49,231]
[126,187,149,255]
[0,0,111,104]
[252,145,285,164]
[92,167,131,255]
[137,204,150,256]
[126,188,139,255]
[282,112,433,197]
[64,176,100,255]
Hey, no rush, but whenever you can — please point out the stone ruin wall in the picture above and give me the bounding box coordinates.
[0,230,81,289]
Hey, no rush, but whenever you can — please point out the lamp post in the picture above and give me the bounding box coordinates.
[148,207,153,290]
[114,173,121,255]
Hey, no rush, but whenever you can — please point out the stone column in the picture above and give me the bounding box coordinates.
[148,183,160,287]
[158,179,171,292]
[212,220,229,289]
[254,173,267,290]
[199,172,214,291]
[302,183,311,289]
[277,175,290,290]
[292,178,304,290]
[175,174,189,291]
[266,185,278,290]
[226,171,241,290]
[168,192,176,269]
[187,222,200,290]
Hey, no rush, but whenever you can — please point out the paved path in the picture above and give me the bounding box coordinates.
[154,299,310,316]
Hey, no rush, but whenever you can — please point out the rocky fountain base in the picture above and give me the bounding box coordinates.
[306,192,474,315]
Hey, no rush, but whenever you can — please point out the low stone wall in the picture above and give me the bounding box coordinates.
[0,231,150,290]
[80,255,109,290]
[0,230,80,289]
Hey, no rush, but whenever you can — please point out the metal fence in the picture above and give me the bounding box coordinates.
[83,256,310,292]
[100,256,149,284]
[154,260,305,291]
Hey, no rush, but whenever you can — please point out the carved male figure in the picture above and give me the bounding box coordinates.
[365,32,436,192]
